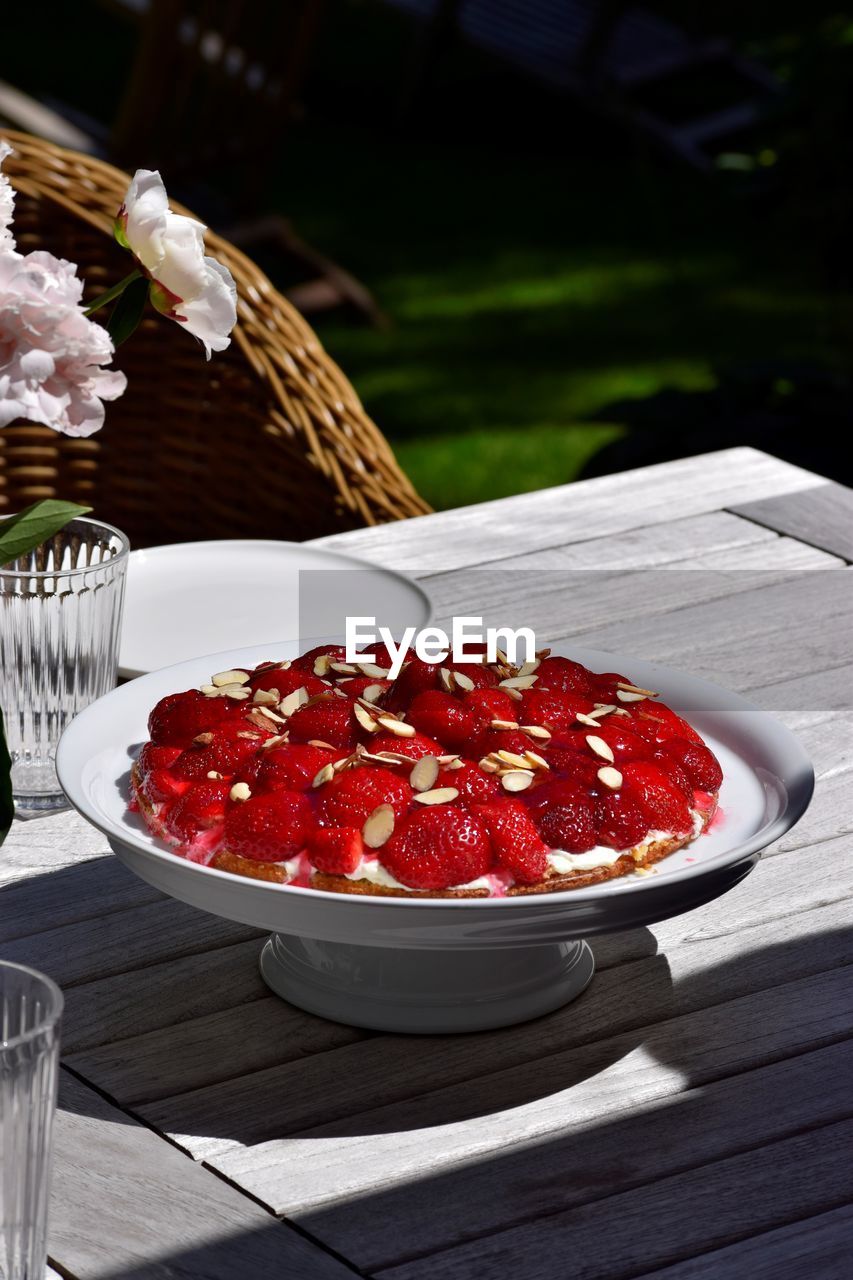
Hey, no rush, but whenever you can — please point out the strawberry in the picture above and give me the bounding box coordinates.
[534,657,595,697]
[369,730,446,760]
[445,661,498,690]
[319,765,412,827]
[475,799,547,884]
[173,723,264,780]
[136,742,182,777]
[463,688,519,724]
[338,676,390,702]
[222,791,311,861]
[635,702,703,744]
[595,790,650,849]
[384,658,441,712]
[148,690,237,746]
[621,762,692,833]
[526,779,596,852]
[440,760,502,804]
[308,826,363,874]
[140,766,189,805]
[356,643,398,670]
[521,688,594,732]
[543,746,601,789]
[661,737,723,791]
[253,744,337,792]
[471,727,537,761]
[407,689,479,751]
[288,695,356,749]
[650,748,694,799]
[249,666,328,698]
[580,723,653,765]
[381,807,493,890]
[164,779,231,843]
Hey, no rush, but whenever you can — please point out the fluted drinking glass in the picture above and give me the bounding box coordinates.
[0,962,63,1280]
[0,516,129,811]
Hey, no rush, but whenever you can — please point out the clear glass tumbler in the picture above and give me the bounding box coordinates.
[0,516,129,811]
[0,962,63,1280]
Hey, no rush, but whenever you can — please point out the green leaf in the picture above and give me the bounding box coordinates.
[0,706,13,845]
[0,499,93,568]
[107,275,149,346]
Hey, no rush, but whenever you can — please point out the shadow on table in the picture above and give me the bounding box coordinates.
[74,923,853,1280]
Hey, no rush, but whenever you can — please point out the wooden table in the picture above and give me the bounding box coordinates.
[5,446,852,1279]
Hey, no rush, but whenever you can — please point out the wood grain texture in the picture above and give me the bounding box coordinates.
[378,1119,853,1280]
[635,1203,853,1278]
[313,449,823,572]
[731,480,853,562]
[50,1071,353,1280]
[295,1038,853,1270]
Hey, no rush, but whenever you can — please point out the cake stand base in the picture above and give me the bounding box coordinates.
[259,933,595,1033]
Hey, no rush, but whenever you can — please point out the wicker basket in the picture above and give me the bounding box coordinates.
[0,130,430,546]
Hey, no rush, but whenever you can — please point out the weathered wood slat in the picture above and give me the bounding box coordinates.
[49,1071,353,1280]
[635,1203,853,1278]
[295,1038,853,1270]
[0,857,163,944]
[378,1119,853,1280]
[312,449,822,572]
[158,917,852,1164]
[731,480,853,562]
[2,897,263,988]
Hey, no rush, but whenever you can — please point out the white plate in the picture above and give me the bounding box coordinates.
[119,540,432,677]
[57,643,813,1033]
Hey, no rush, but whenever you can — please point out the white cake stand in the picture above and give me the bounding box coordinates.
[57,643,813,1034]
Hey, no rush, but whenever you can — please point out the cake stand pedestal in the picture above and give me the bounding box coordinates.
[259,934,595,1033]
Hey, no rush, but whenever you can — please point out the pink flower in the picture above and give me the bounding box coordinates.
[1,140,16,252]
[0,250,127,436]
[116,170,237,358]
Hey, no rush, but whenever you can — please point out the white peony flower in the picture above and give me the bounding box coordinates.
[1,140,16,252]
[116,169,237,359]
[0,250,127,436]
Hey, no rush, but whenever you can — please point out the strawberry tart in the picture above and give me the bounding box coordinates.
[130,645,722,898]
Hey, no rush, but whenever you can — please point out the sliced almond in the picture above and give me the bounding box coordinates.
[358,662,390,678]
[312,763,335,788]
[245,710,276,732]
[413,786,459,806]
[252,704,286,725]
[220,684,251,701]
[280,687,309,717]
[439,668,456,693]
[453,670,475,691]
[438,753,460,765]
[520,724,551,740]
[490,718,520,731]
[496,749,532,769]
[206,770,223,780]
[252,688,280,705]
[361,683,385,704]
[313,655,333,677]
[617,689,647,703]
[597,765,623,790]
[410,755,440,792]
[576,713,601,728]
[237,730,262,740]
[501,769,535,792]
[613,707,631,717]
[590,704,617,718]
[229,782,251,802]
[499,674,538,690]
[446,757,465,770]
[479,757,500,773]
[524,750,549,770]
[376,715,416,738]
[212,669,250,688]
[362,804,395,848]
[617,681,658,697]
[354,702,379,733]
[192,731,214,746]
[308,739,335,750]
[503,687,523,702]
[372,750,412,764]
[200,684,220,697]
[260,734,287,750]
[585,734,615,763]
[330,661,359,675]
[517,658,540,677]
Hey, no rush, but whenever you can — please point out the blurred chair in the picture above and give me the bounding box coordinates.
[0,130,430,546]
